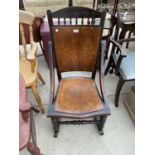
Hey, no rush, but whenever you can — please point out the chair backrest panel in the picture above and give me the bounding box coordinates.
[47,7,106,78]
[52,26,102,72]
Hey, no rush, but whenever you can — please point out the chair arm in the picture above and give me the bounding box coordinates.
[27,41,37,60]
[19,101,32,122]
[19,101,32,112]
[118,37,135,43]
[48,41,55,104]
[99,41,105,99]
[27,41,38,72]
[109,37,128,56]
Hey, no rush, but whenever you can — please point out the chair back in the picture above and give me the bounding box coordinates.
[47,7,106,78]
[19,10,35,59]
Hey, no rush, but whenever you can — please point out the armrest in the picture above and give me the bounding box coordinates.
[19,101,31,112]
[27,41,38,60]
[27,41,37,72]
[19,102,31,122]
[109,37,128,56]
[99,41,105,99]
[118,37,135,43]
[48,41,55,104]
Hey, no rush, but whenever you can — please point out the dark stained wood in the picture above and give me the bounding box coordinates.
[114,12,135,42]
[47,7,110,137]
[51,6,101,18]
[55,78,104,113]
[104,37,135,107]
[47,7,106,80]
[53,26,101,72]
[47,99,110,119]
[19,0,25,10]
[68,0,73,6]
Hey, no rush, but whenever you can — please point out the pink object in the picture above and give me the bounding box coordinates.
[19,73,31,150]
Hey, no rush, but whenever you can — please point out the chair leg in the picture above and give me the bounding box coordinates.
[39,41,44,54]
[31,83,45,113]
[97,116,107,135]
[115,77,125,107]
[104,55,113,75]
[27,112,44,155]
[52,118,60,138]
[104,36,110,60]
[37,72,45,85]
[27,142,42,155]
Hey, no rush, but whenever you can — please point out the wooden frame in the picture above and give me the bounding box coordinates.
[105,37,135,107]
[96,0,120,59]
[47,7,110,137]
[19,10,45,113]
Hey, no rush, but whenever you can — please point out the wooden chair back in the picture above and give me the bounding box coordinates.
[47,7,106,79]
[19,10,35,59]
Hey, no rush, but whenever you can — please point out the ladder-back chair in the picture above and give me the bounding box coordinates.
[47,7,111,137]
[19,10,45,113]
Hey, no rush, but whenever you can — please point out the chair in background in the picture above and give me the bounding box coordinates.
[96,0,135,59]
[96,0,119,60]
[107,37,135,107]
[19,10,45,113]
[104,10,135,74]
[47,7,110,137]
[19,9,44,55]
[19,73,43,155]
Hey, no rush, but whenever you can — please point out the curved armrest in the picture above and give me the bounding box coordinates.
[109,37,128,56]
[19,102,31,122]
[48,41,55,104]
[19,101,31,112]
[27,41,37,60]
[27,41,37,72]
[99,41,105,99]
[118,37,135,43]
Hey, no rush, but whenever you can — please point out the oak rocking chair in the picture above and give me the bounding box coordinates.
[47,7,111,137]
[19,10,45,113]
